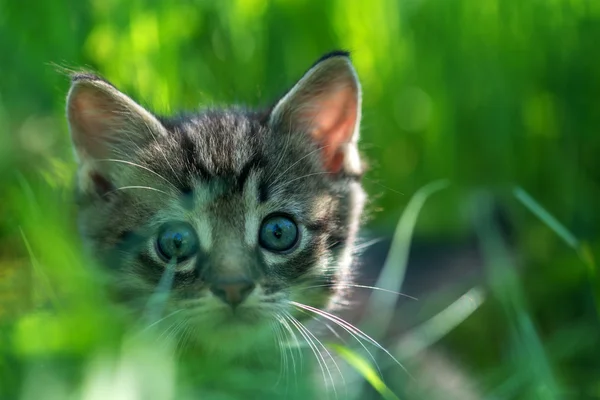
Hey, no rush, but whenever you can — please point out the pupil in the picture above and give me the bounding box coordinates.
[273,224,283,239]
[173,233,183,249]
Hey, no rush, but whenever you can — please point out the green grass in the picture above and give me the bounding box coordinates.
[1,0,599,398]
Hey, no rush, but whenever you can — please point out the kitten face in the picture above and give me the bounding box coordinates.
[67,52,364,355]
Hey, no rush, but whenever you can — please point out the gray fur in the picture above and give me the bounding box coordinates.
[67,53,365,356]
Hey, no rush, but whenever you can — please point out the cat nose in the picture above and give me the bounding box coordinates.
[209,278,255,308]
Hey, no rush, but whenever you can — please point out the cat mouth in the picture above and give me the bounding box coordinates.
[213,306,263,326]
[207,309,275,343]
[221,311,250,322]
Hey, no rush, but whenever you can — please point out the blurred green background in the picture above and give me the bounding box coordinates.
[0,0,599,399]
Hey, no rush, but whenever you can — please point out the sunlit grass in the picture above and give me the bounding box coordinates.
[2,124,596,399]
[1,0,599,398]
[1,157,597,400]
[361,179,451,337]
[330,344,400,400]
[394,286,485,361]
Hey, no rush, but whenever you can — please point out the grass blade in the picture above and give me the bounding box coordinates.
[330,343,400,400]
[395,286,485,360]
[474,193,561,398]
[514,186,599,318]
[360,179,451,338]
[513,187,578,248]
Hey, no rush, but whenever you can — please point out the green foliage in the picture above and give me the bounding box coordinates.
[330,343,400,400]
[1,0,598,399]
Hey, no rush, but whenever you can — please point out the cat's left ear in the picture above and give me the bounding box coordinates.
[66,74,167,162]
[66,74,168,195]
[268,51,362,175]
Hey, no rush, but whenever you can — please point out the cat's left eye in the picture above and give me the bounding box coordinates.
[259,214,299,253]
[156,222,199,262]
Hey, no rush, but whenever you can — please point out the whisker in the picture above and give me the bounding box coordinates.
[299,283,418,301]
[297,308,384,377]
[140,309,183,334]
[274,318,295,377]
[181,324,199,357]
[319,319,345,342]
[284,313,332,397]
[353,237,385,252]
[271,321,290,392]
[105,185,171,197]
[96,158,179,191]
[277,315,304,376]
[163,318,188,346]
[264,118,294,184]
[276,172,332,189]
[290,301,413,380]
[282,321,292,386]
[361,177,405,196]
[172,320,194,358]
[270,144,331,188]
[278,323,290,390]
[286,312,345,398]
[155,317,186,346]
[140,119,185,187]
[173,331,187,359]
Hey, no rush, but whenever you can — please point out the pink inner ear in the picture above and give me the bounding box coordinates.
[69,88,119,159]
[305,85,358,173]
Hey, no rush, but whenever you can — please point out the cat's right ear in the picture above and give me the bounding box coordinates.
[66,74,167,195]
[267,52,362,176]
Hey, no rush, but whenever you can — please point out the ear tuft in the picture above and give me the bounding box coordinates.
[269,52,362,175]
[311,50,351,65]
[70,72,112,84]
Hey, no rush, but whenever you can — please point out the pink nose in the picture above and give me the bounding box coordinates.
[210,279,255,307]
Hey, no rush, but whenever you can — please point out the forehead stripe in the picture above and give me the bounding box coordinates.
[179,128,212,182]
[236,154,266,192]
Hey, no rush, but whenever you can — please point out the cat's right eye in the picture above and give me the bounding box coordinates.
[156,222,199,262]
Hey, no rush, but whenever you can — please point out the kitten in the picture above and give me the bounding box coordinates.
[66,52,365,392]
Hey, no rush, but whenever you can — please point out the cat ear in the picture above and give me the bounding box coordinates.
[66,74,166,161]
[268,51,362,175]
[66,74,167,195]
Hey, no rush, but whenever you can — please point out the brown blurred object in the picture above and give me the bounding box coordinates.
[0,242,32,322]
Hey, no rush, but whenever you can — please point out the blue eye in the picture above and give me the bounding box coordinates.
[156,222,199,262]
[259,214,299,253]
